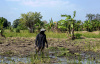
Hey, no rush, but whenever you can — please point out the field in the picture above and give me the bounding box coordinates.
[0,30,100,64]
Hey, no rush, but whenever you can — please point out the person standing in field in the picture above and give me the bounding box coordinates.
[35,28,48,53]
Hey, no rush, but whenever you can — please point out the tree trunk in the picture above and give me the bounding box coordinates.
[68,25,71,34]
[72,23,75,40]
[29,27,34,33]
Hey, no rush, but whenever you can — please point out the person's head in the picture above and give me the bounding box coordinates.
[40,28,46,34]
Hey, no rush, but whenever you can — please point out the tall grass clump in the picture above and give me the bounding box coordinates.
[75,33,82,39]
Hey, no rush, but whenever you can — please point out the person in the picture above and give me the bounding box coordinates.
[35,28,48,53]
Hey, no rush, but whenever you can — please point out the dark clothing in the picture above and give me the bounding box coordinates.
[35,33,47,48]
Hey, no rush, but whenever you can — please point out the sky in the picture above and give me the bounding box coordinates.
[0,0,100,25]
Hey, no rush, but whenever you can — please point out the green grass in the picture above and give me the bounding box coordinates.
[4,29,37,37]
[75,31,100,38]
[4,30,67,38]
[46,31,67,38]
[4,32,37,37]
[82,33,100,38]
[3,29,100,38]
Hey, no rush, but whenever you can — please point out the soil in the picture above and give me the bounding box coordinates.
[0,37,100,57]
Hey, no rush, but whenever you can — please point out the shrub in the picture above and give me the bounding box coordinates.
[16,28,20,33]
[10,28,14,32]
[75,33,82,39]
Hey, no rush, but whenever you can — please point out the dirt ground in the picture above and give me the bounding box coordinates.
[0,37,100,57]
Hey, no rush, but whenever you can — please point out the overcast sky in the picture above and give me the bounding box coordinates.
[0,0,100,24]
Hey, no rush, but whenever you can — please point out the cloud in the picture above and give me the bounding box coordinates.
[6,0,75,8]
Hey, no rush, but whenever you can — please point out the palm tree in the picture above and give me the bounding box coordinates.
[86,14,95,21]
[96,14,100,20]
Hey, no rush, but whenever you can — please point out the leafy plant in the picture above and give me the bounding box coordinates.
[61,11,76,40]
[16,28,20,33]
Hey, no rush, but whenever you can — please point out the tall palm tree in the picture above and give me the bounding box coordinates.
[96,14,100,20]
[86,14,95,21]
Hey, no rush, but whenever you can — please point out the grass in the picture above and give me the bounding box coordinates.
[76,31,100,38]
[82,32,100,38]
[46,31,67,38]
[4,29,67,38]
[4,29,37,37]
[3,29,100,38]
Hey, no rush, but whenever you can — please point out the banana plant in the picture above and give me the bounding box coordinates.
[61,11,76,40]
[46,18,55,31]
[84,20,93,32]
[75,20,82,31]
[58,19,67,31]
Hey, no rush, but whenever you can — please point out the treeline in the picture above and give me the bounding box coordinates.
[0,12,100,33]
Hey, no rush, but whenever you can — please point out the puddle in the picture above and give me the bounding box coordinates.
[0,56,30,64]
[0,51,100,64]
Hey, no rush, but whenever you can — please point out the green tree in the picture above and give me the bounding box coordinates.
[35,21,44,32]
[7,22,11,27]
[0,17,10,28]
[17,23,27,30]
[13,19,20,28]
[20,12,42,33]
[0,17,4,37]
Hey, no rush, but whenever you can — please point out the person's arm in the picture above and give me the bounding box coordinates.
[45,35,48,48]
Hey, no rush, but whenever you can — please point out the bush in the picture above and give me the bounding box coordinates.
[75,33,82,39]
[16,28,20,33]
[10,28,14,32]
